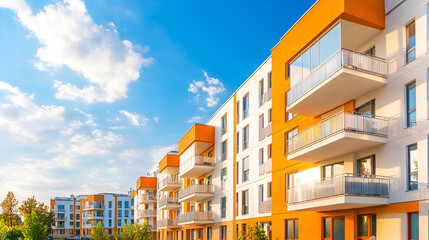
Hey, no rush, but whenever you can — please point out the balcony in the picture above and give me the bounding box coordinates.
[158,176,181,192]
[258,200,271,214]
[287,49,387,117]
[136,209,157,218]
[287,174,389,211]
[157,218,179,229]
[259,123,272,140]
[179,155,215,179]
[86,214,104,220]
[137,194,157,204]
[287,111,387,162]
[259,88,272,106]
[82,205,104,211]
[259,160,272,176]
[178,184,214,202]
[158,197,180,210]
[54,208,66,213]
[178,211,214,225]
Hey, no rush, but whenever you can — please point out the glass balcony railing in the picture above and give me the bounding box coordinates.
[287,49,387,107]
[178,211,214,223]
[287,173,389,204]
[158,197,179,208]
[259,160,272,176]
[287,111,388,155]
[178,184,214,200]
[157,218,179,228]
[258,199,271,214]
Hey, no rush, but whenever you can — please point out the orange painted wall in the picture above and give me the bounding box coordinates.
[178,124,215,155]
[137,177,157,190]
[159,153,180,173]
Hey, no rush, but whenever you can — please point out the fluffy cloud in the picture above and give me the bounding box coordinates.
[0,0,152,103]
[188,71,226,107]
[119,110,149,127]
[187,115,203,123]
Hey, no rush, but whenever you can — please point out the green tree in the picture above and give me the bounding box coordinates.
[118,221,152,240]
[89,222,109,240]
[0,220,7,240]
[6,226,23,240]
[0,192,20,227]
[235,223,269,240]
[18,197,54,235]
[21,212,47,240]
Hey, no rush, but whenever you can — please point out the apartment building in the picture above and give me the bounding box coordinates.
[270,0,429,239]
[50,195,82,238]
[154,57,273,240]
[51,193,134,238]
[134,175,158,238]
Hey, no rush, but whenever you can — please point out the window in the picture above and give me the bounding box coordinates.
[285,128,298,154]
[118,201,122,208]
[236,192,239,216]
[125,201,129,209]
[259,79,264,106]
[221,114,227,135]
[286,112,298,122]
[221,168,227,190]
[268,72,272,89]
[124,210,129,218]
[267,182,272,198]
[408,144,418,190]
[109,210,112,218]
[285,219,299,240]
[358,214,376,239]
[207,175,212,185]
[57,205,65,212]
[357,156,375,176]
[118,210,122,218]
[109,201,112,208]
[207,200,212,212]
[406,21,416,63]
[76,222,79,228]
[259,185,264,203]
[236,102,240,124]
[364,46,376,56]
[323,162,344,179]
[242,125,249,150]
[242,190,249,215]
[259,114,265,140]
[221,140,228,161]
[236,132,239,154]
[242,157,249,182]
[407,81,417,127]
[70,205,74,212]
[285,172,297,202]
[207,227,212,240]
[268,108,272,123]
[259,148,264,165]
[355,100,375,116]
[323,217,345,240]
[221,197,226,218]
[408,212,419,240]
[220,226,227,240]
[117,219,121,227]
[243,94,249,119]
[236,161,239,184]
[268,144,272,159]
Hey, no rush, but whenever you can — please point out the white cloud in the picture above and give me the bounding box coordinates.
[198,107,206,112]
[0,0,152,103]
[119,110,149,127]
[187,116,203,123]
[188,71,225,107]
[153,116,159,123]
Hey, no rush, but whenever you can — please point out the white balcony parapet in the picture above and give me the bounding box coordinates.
[178,211,214,223]
[258,199,271,213]
[287,111,387,155]
[178,184,214,200]
[158,176,181,191]
[259,123,272,140]
[287,49,387,107]
[157,218,179,228]
[288,173,389,205]
[158,197,179,207]
[259,160,272,176]
[137,194,157,204]
[179,155,215,178]
[136,209,156,218]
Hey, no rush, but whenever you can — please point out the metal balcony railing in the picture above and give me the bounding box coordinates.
[179,155,215,175]
[259,160,272,176]
[157,218,178,228]
[287,49,387,106]
[287,173,389,204]
[258,199,271,213]
[158,197,179,207]
[178,184,214,200]
[178,211,214,223]
[286,111,388,154]
[158,175,180,189]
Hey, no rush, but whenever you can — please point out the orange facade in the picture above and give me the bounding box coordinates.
[178,124,215,155]
[137,176,157,190]
[159,153,180,173]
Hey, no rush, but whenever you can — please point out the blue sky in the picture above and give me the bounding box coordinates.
[0,0,316,204]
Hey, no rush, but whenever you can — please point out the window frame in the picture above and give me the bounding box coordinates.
[357,214,376,239]
[221,140,227,161]
[407,143,418,191]
[285,219,299,240]
[408,212,419,240]
[242,125,249,150]
[406,20,416,64]
[242,190,249,215]
[221,114,227,135]
[242,94,249,120]
[406,81,417,127]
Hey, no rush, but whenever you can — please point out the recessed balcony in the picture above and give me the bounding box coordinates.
[258,199,271,214]
[137,194,157,204]
[178,184,214,202]
[157,218,179,229]
[158,197,180,210]
[158,176,181,192]
[287,49,387,117]
[286,111,388,162]
[136,209,157,218]
[287,174,389,211]
[259,123,272,140]
[179,155,215,179]
[259,160,272,176]
[178,211,214,225]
